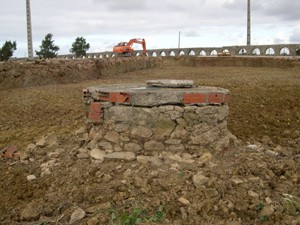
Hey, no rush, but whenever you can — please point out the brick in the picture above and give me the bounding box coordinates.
[88,111,101,123]
[89,102,101,113]
[2,146,17,159]
[88,102,102,123]
[83,89,89,98]
[109,92,130,103]
[208,93,224,104]
[183,93,206,104]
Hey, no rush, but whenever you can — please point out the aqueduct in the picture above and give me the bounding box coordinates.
[58,44,300,59]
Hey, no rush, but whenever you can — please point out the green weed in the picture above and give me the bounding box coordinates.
[107,205,165,225]
[283,193,300,216]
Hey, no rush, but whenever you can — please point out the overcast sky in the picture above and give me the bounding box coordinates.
[1,0,300,57]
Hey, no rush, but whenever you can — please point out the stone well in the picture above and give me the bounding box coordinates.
[83,80,231,155]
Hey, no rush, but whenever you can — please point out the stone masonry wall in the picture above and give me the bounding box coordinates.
[85,103,230,156]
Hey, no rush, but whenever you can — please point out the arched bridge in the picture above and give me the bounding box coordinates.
[58,44,300,59]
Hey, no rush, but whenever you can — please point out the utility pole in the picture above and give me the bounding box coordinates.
[247,0,251,46]
[178,31,181,49]
[26,0,34,59]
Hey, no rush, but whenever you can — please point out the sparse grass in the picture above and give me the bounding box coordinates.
[107,205,165,225]
[283,194,300,216]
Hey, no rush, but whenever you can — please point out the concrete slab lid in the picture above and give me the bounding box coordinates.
[146,79,194,88]
[86,83,230,107]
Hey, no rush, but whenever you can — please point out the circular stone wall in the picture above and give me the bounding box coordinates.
[83,81,231,155]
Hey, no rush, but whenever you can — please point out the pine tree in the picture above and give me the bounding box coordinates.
[0,41,17,61]
[36,33,60,59]
[70,37,90,58]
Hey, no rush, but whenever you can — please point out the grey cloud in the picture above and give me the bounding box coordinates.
[289,27,300,43]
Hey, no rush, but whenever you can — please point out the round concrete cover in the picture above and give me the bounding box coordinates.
[146,79,194,88]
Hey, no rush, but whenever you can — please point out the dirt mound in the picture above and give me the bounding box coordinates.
[0,57,163,90]
[166,56,300,69]
[1,132,300,225]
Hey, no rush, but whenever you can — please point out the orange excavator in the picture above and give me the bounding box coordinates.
[113,38,147,56]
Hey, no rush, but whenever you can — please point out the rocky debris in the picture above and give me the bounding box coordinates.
[69,208,86,225]
[36,132,58,147]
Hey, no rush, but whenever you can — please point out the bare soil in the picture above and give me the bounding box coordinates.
[0,57,300,225]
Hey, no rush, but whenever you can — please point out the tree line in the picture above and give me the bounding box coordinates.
[0,33,90,61]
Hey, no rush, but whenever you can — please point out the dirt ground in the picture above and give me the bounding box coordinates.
[0,57,300,225]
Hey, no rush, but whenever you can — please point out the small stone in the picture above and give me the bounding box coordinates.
[27,175,36,181]
[265,197,272,205]
[203,188,219,198]
[168,144,185,152]
[98,141,113,150]
[247,144,258,151]
[258,205,274,217]
[77,153,89,159]
[178,197,190,205]
[90,149,105,161]
[131,126,153,138]
[266,150,278,157]
[165,139,181,145]
[69,208,86,225]
[193,173,209,187]
[75,126,86,136]
[87,217,99,225]
[144,140,165,151]
[231,178,243,185]
[182,153,193,160]
[248,190,259,199]
[137,156,163,166]
[36,132,58,147]
[198,152,213,163]
[104,131,120,143]
[165,153,183,162]
[124,143,142,152]
[105,152,136,161]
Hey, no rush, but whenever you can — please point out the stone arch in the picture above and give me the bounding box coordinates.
[179,50,185,56]
[251,48,261,55]
[239,48,247,55]
[296,47,300,56]
[189,50,195,56]
[280,47,290,56]
[265,47,275,55]
[170,51,176,56]
[223,49,230,53]
[211,50,218,56]
[112,54,116,57]
[160,51,166,57]
[199,50,206,56]
[152,52,157,57]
